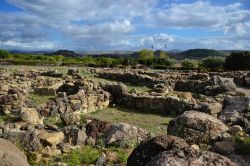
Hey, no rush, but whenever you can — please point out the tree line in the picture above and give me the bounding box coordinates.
[0,49,250,71]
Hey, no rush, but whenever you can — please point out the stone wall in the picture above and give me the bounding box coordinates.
[96,68,190,88]
[175,76,236,96]
[103,84,196,116]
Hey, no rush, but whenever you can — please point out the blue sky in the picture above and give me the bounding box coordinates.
[0,0,250,51]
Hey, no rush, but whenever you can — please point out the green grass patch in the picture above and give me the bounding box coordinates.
[87,106,172,135]
[107,146,131,165]
[0,114,19,124]
[28,93,55,105]
[61,145,101,166]
[234,135,250,155]
[126,83,151,93]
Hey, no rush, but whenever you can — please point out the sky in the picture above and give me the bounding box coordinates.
[0,0,250,51]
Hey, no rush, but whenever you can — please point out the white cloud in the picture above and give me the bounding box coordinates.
[153,1,250,35]
[0,0,249,50]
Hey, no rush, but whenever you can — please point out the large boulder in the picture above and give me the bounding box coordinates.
[0,138,30,166]
[127,135,236,166]
[127,135,188,166]
[38,131,65,147]
[167,111,229,144]
[146,147,236,166]
[104,123,148,147]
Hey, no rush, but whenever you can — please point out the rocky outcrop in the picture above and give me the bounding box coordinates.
[0,138,30,166]
[167,111,229,144]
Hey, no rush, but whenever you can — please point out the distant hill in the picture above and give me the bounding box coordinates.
[178,49,226,59]
[44,50,80,57]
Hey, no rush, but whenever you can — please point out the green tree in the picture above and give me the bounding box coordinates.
[224,52,250,71]
[154,50,168,59]
[181,59,198,69]
[138,49,154,59]
[0,49,12,59]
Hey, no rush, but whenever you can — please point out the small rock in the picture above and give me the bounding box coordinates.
[191,144,199,150]
[86,137,96,146]
[229,125,243,134]
[213,140,235,155]
[95,153,106,166]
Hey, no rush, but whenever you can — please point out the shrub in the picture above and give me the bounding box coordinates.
[201,57,225,71]
[181,59,198,69]
[164,58,176,67]
[224,51,250,70]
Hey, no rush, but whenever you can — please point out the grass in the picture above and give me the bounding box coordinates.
[43,116,64,127]
[0,114,19,124]
[87,106,172,135]
[28,93,55,105]
[60,145,101,166]
[126,83,151,93]
[234,135,250,155]
[43,145,131,166]
[106,146,131,165]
